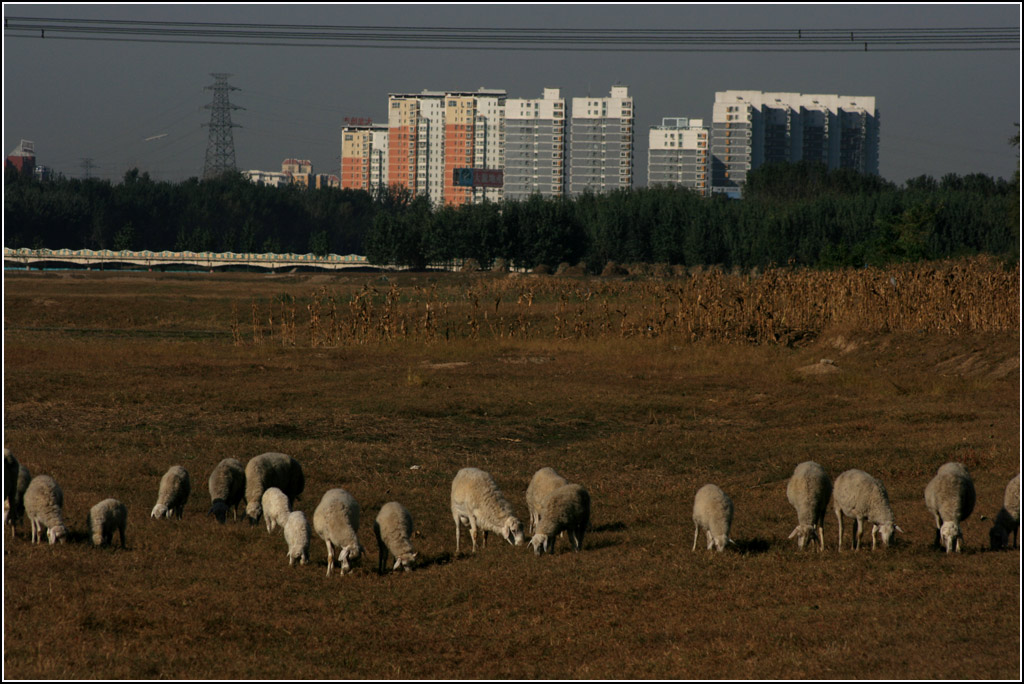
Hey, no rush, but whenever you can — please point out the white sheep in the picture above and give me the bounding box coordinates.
[525,467,569,535]
[692,484,734,552]
[450,467,525,554]
[529,483,591,555]
[261,487,291,533]
[374,501,418,574]
[244,452,305,525]
[924,462,976,553]
[283,510,311,566]
[88,498,128,548]
[150,465,191,519]
[833,469,903,551]
[23,475,68,545]
[6,462,31,538]
[313,488,364,576]
[987,473,1020,551]
[786,461,833,552]
[207,458,246,524]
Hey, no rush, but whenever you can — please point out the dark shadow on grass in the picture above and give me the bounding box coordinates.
[592,521,627,533]
[732,537,771,555]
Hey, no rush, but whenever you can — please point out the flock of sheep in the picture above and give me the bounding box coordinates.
[3,447,1020,569]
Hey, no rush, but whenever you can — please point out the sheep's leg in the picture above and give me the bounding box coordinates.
[692,525,699,551]
[454,516,461,556]
[835,510,843,551]
[706,530,714,550]
[469,519,478,553]
[325,539,335,577]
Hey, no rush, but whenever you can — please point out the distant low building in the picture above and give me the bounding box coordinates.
[5,139,36,177]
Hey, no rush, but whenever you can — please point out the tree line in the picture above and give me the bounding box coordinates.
[3,162,1018,270]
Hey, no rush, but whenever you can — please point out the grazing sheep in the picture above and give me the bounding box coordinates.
[23,475,68,545]
[313,488,364,576]
[374,501,418,574]
[244,452,305,525]
[207,458,246,524]
[692,484,734,552]
[87,498,128,548]
[529,483,591,555]
[833,469,903,551]
[6,463,31,538]
[150,465,191,520]
[924,462,976,553]
[525,467,569,535]
[261,487,292,533]
[450,467,525,554]
[4,448,18,506]
[786,461,833,552]
[283,511,311,566]
[987,473,1020,551]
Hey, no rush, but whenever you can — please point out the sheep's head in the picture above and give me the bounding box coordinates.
[529,533,550,555]
[393,551,418,572]
[150,504,168,519]
[939,521,962,553]
[47,525,68,545]
[788,524,816,550]
[504,517,525,546]
[209,501,229,524]
[989,523,1010,551]
[873,522,903,547]
[245,500,263,525]
[339,543,363,574]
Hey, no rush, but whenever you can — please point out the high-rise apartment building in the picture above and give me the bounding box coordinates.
[387,88,506,207]
[711,90,879,195]
[341,123,389,194]
[504,88,567,201]
[569,86,635,196]
[647,117,709,196]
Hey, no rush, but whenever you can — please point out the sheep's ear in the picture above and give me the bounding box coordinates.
[895,525,906,534]
[979,515,989,521]
[788,527,800,539]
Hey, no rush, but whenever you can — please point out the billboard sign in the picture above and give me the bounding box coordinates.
[452,168,503,188]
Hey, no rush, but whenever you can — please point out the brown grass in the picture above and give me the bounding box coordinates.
[2,261,1020,679]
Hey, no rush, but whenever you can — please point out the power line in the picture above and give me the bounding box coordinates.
[4,17,1019,52]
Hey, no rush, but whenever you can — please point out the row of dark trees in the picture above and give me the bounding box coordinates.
[4,162,1018,270]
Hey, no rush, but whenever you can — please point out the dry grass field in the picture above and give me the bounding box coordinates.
[3,260,1021,680]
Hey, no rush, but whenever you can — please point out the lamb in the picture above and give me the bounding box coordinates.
[150,465,191,519]
[529,483,591,555]
[692,484,734,552]
[924,462,976,553]
[23,475,68,544]
[987,473,1020,551]
[313,488,364,576]
[87,498,128,548]
[374,501,418,574]
[5,462,31,538]
[833,469,903,551]
[525,467,569,535]
[786,461,833,552]
[450,467,525,555]
[283,510,311,566]
[244,452,305,525]
[207,458,246,524]
[261,487,291,533]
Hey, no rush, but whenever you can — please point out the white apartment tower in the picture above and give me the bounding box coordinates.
[341,123,389,194]
[711,90,880,195]
[647,117,710,196]
[569,86,635,196]
[504,88,567,200]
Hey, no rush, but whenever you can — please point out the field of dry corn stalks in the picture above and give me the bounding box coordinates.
[239,257,1019,348]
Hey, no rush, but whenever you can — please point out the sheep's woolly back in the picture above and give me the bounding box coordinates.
[88,498,128,547]
[24,475,66,543]
[526,467,569,533]
[990,473,1021,550]
[451,467,518,534]
[924,462,976,525]
[283,511,311,566]
[244,452,305,521]
[374,501,416,570]
[208,458,245,523]
[787,462,832,526]
[692,484,734,551]
[833,469,894,525]
[1004,474,1020,523]
[261,487,292,533]
[151,465,191,519]
[535,484,590,538]
[313,488,362,554]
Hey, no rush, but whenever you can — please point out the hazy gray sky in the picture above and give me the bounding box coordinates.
[3,3,1020,186]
